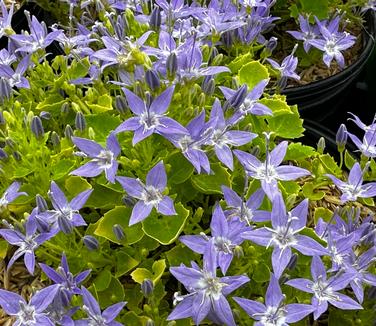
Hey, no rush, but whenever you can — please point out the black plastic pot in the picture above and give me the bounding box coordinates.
[282,11,376,122]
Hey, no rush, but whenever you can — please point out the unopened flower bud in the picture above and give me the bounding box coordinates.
[0,78,11,100]
[0,149,7,160]
[317,137,326,154]
[134,82,143,98]
[35,216,50,233]
[141,279,154,297]
[75,112,86,132]
[145,70,160,91]
[230,84,247,109]
[250,145,260,157]
[64,125,74,140]
[51,131,60,147]
[61,102,70,114]
[122,195,137,207]
[31,116,45,139]
[58,216,73,234]
[88,127,95,140]
[336,124,347,151]
[198,93,206,108]
[0,111,5,125]
[146,319,155,326]
[166,52,178,78]
[12,151,21,161]
[201,77,215,96]
[221,31,234,48]
[367,286,376,300]
[149,6,161,30]
[234,245,244,258]
[211,53,223,66]
[115,95,128,114]
[112,224,126,241]
[209,47,219,63]
[83,235,99,251]
[5,138,15,148]
[286,253,298,270]
[265,36,278,54]
[36,194,48,212]
[40,111,51,120]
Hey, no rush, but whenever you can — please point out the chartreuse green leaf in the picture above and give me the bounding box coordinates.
[97,276,125,308]
[85,184,123,209]
[165,244,200,266]
[67,58,90,79]
[142,203,190,245]
[0,239,8,259]
[239,61,269,90]
[93,269,112,291]
[131,259,166,284]
[167,153,194,184]
[191,163,231,194]
[51,159,75,180]
[252,263,270,283]
[266,106,304,139]
[115,251,140,277]
[302,182,326,201]
[228,52,253,73]
[65,176,92,196]
[314,207,333,224]
[86,94,113,113]
[122,312,150,325]
[344,150,356,170]
[85,114,121,142]
[260,95,292,116]
[95,206,144,245]
[285,143,316,161]
[299,0,328,19]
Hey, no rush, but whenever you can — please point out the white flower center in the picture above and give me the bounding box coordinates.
[94,150,114,169]
[139,112,160,131]
[196,273,225,300]
[17,302,36,325]
[259,305,287,326]
[142,186,163,205]
[213,236,233,254]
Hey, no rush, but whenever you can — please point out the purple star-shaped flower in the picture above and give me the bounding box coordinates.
[0,285,60,326]
[326,162,376,203]
[168,245,250,326]
[234,138,310,199]
[0,0,13,39]
[206,98,257,170]
[219,79,273,124]
[114,86,187,145]
[348,128,376,158]
[0,212,54,274]
[164,111,212,174]
[0,181,27,209]
[242,194,327,278]
[0,55,30,89]
[71,132,121,184]
[75,287,126,326]
[234,273,315,325]
[267,45,300,81]
[39,253,91,304]
[346,247,376,303]
[309,16,356,68]
[286,256,361,320]
[38,181,93,234]
[180,204,251,274]
[287,15,320,52]
[222,186,271,224]
[10,13,62,54]
[116,161,177,225]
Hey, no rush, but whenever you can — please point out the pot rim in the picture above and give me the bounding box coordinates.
[282,11,376,94]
